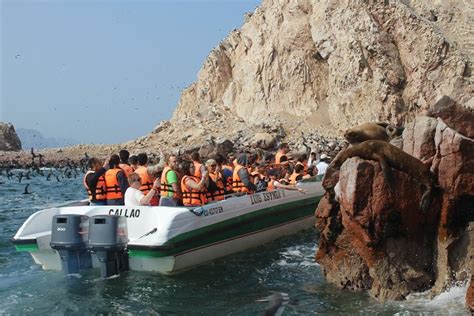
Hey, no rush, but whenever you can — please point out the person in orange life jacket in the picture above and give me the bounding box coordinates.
[84,157,109,206]
[159,155,182,206]
[181,160,208,206]
[232,153,257,193]
[251,163,268,192]
[266,169,306,193]
[296,153,309,175]
[289,163,309,184]
[129,155,138,171]
[148,168,163,206]
[205,159,225,201]
[134,153,155,195]
[124,172,160,206]
[104,154,129,205]
[215,154,233,194]
[118,149,134,177]
[275,143,291,166]
[191,152,206,179]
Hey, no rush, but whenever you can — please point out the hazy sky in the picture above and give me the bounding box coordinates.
[1,0,259,144]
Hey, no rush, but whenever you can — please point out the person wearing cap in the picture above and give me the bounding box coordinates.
[266,169,305,193]
[316,154,330,177]
[232,153,257,193]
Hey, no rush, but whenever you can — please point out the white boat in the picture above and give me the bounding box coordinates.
[12,180,324,275]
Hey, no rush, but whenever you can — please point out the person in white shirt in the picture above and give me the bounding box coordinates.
[316,154,330,176]
[124,172,160,206]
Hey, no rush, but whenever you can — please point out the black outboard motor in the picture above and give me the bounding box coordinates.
[87,215,129,278]
[50,214,92,274]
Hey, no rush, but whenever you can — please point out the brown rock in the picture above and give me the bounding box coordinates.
[316,157,440,301]
[0,123,22,151]
[467,276,474,312]
[428,96,474,139]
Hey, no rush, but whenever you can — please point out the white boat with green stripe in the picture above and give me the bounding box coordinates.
[12,180,323,274]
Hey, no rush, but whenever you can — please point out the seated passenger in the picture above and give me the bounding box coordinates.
[289,164,306,184]
[232,153,257,194]
[180,160,208,207]
[205,159,225,202]
[267,169,305,194]
[215,154,233,193]
[296,153,309,175]
[159,155,182,206]
[124,173,160,206]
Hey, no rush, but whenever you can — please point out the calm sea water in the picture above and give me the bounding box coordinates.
[0,172,469,315]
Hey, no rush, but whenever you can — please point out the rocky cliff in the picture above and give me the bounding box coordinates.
[0,123,22,151]
[315,96,474,310]
[134,0,472,156]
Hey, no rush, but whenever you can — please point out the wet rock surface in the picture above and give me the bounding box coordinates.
[316,96,474,307]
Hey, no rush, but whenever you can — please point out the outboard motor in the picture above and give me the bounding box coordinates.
[50,214,92,274]
[87,215,129,278]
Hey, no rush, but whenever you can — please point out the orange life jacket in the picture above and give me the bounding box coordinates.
[83,171,106,201]
[207,172,225,202]
[232,164,251,193]
[181,175,207,206]
[193,161,203,178]
[296,161,308,175]
[267,179,275,191]
[274,152,284,165]
[104,168,124,200]
[289,172,301,185]
[160,166,179,199]
[135,166,154,194]
[119,163,134,178]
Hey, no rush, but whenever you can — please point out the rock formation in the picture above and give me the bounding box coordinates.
[315,96,473,309]
[115,0,472,160]
[0,123,22,151]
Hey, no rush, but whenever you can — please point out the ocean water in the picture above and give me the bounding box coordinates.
[0,173,469,315]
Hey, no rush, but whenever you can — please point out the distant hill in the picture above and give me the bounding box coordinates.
[16,128,78,149]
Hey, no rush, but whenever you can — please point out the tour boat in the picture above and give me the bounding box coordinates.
[12,180,323,275]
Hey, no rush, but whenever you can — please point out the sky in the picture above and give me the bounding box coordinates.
[0,0,260,144]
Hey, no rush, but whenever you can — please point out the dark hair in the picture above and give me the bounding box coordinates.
[87,157,99,169]
[130,155,138,165]
[280,155,288,163]
[279,143,289,150]
[191,152,200,162]
[298,154,307,163]
[109,154,120,168]
[137,153,148,166]
[214,154,225,165]
[294,164,304,173]
[180,160,193,177]
[119,149,130,163]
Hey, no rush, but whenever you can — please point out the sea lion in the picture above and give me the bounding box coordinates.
[323,140,433,212]
[344,123,404,145]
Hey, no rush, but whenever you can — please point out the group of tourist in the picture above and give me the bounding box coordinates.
[83,144,331,207]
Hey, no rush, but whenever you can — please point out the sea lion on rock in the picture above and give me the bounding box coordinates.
[323,140,434,212]
[344,123,404,145]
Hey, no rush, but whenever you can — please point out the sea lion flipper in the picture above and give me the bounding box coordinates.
[373,154,394,192]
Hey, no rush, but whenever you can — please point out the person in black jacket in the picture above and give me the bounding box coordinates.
[84,157,109,205]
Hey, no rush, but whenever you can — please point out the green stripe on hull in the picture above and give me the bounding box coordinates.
[15,244,39,252]
[128,196,320,258]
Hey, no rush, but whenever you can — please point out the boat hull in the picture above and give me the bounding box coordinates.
[129,215,314,274]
